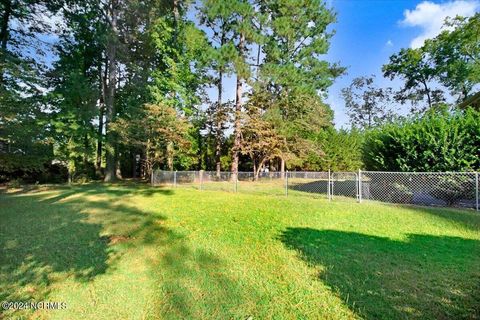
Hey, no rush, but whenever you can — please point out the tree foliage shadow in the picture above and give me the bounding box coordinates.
[1,183,249,319]
[279,228,480,319]
[151,237,253,319]
[1,182,174,198]
[0,184,170,311]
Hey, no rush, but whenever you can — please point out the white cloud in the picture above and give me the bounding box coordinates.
[386,40,394,47]
[401,0,479,48]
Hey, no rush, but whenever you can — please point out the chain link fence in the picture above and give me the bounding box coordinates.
[152,170,479,210]
[361,171,478,209]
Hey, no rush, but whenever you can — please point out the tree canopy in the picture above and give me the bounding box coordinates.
[1,1,479,183]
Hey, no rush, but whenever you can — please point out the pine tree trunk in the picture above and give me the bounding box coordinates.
[173,0,179,41]
[83,131,89,167]
[215,68,223,177]
[215,23,227,177]
[96,61,107,176]
[96,105,104,174]
[104,0,118,182]
[231,32,245,178]
[167,141,174,170]
[0,0,12,87]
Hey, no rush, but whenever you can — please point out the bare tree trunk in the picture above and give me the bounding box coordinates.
[96,61,107,176]
[83,131,89,167]
[215,68,223,177]
[167,141,174,170]
[0,0,12,87]
[215,23,226,177]
[231,31,245,178]
[96,105,104,174]
[146,139,152,178]
[173,0,180,41]
[255,158,267,181]
[104,0,118,182]
[280,157,285,176]
[422,80,432,109]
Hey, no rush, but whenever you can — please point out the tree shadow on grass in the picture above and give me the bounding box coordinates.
[151,238,253,319]
[280,228,480,319]
[0,184,170,313]
[1,184,248,319]
[1,182,174,198]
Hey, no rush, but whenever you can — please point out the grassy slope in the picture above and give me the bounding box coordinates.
[0,183,479,320]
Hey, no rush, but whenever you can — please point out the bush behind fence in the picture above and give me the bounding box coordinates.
[152,170,480,211]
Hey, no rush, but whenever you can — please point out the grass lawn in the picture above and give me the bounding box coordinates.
[1,183,479,319]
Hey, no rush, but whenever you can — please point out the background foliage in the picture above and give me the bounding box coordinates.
[363,107,480,172]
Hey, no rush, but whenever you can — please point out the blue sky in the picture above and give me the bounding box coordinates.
[325,0,479,128]
[325,0,421,128]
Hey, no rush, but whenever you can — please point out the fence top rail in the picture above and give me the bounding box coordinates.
[153,170,478,174]
[362,171,478,174]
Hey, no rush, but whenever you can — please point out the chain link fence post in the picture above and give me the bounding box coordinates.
[328,169,331,201]
[199,170,203,190]
[173,170,177,188]
[151,169,154,186]
[285,170,288,197]
[358,169,362,203]
[476,172,479,211]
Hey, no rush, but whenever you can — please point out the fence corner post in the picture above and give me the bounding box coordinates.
[358,169,362,203]
[285,170,288,197]
[151,169,154,186]
[476,172,479,212]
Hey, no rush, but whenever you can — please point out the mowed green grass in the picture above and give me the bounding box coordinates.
[1,183,479,320]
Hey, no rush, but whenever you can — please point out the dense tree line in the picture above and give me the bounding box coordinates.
[0,2,478,184]
[0,0,346,183]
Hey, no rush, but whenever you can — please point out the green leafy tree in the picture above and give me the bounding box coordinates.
[114,103,191,175]
[255,0,344,172]
[49,1,104,182]
[383,47,445,112]
[110,0,209,175]
[198,0,239,175]
[0,0,67,181]
[309,128,363,171]
[240,91,286,179]
[425,14,480,102]
[342,76,394,130]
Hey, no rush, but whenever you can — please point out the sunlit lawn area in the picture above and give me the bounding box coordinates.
[1,183,479,319]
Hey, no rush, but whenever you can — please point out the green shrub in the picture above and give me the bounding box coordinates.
[307,128,364,171]
[363,108,480,172]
